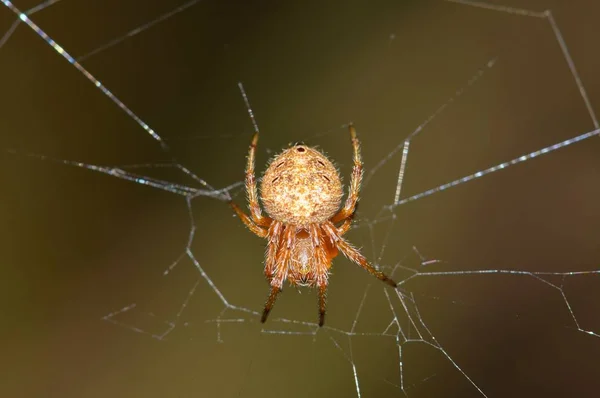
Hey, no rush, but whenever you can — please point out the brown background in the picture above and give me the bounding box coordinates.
[1,0,599,397]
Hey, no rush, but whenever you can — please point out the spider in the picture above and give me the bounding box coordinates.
[230,124,397,327]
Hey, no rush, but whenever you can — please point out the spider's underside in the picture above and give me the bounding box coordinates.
[230,124,397,327]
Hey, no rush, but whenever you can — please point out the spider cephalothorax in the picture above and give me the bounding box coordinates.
[230,124,397,327]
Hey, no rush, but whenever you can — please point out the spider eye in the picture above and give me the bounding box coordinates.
[296,146,306,153]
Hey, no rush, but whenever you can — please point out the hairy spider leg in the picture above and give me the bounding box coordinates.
[334,209,356,237]
[261,285,281,323]
[317,283,327,327]
[246,132,272,227]
[331,123,363,224]
[264,221,283,277]
[261,225,294,323]
[324,222,397,288]
[230,202,267,237]
[229,132,273,235]
[308,224,336,326]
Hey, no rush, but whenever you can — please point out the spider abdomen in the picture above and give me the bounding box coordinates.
[261,145,343,225]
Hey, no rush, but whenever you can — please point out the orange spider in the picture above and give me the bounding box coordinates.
[230,124,397,327]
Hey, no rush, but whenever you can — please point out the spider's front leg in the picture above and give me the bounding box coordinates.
[261,285,282,323]
[264,221,283,276]
[261,225,293,323]
[317,282,328,327]
[311,225,337,327]
[323,222,397,288]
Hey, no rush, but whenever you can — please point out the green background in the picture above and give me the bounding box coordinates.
[2,0,599,397]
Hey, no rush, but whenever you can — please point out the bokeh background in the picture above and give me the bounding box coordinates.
[2,0,599,397]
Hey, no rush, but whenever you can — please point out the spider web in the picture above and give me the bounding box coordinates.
[2,0,600,397]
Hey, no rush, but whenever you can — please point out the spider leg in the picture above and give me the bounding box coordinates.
[331,123,362,224]
[261,285,282,323]
[324,222,397,288]
[245,132,272,227]
[261,225,293,323]
[338,237,396,287]
[329,201,358,238]
[230,202,268,238]
[317,282,327,327]
[335,203,359,236]
[336,218,352,236]
[310,225,335,327]
[264,221,283,278]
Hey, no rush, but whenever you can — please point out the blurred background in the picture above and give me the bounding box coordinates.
[1,0,599,397]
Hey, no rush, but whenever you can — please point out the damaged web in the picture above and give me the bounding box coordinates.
[2,0,599,396]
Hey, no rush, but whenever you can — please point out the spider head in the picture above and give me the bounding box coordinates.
[260,145,343,226]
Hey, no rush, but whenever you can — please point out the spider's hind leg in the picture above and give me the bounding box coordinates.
[331,123,363,224]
